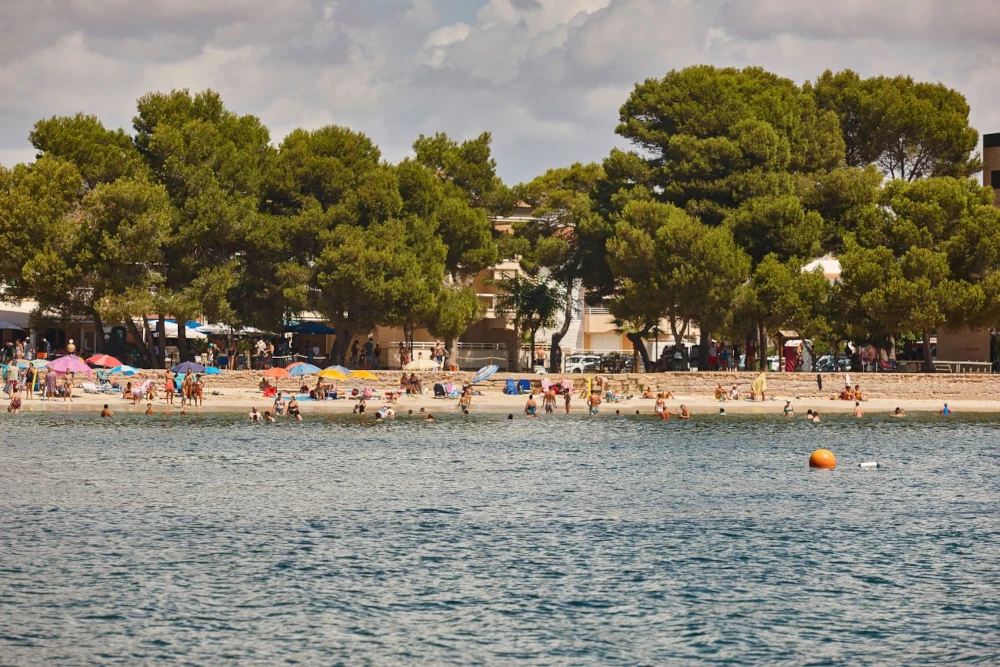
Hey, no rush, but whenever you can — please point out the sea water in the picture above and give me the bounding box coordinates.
[1,412,999,664]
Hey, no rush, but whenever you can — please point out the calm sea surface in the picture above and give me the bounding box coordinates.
[1,411,999,664]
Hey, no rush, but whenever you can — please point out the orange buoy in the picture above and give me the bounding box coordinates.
[809,449,836,469]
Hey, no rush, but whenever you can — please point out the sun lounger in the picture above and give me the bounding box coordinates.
[82,382,100,394]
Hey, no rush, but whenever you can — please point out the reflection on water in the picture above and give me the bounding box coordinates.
[1,412,999,664]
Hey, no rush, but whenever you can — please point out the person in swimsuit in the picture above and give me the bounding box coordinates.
[7,394,21,414]
[524,394,538,418]
[248,407,262,422]
[145,403,154,416]
[654,393,667,417]
[164,370,175,405]
[892,407,907,417]
[587,391,601,415]
[940,403,951,416]
[273,392,286,416]
[543,388,556,414]
[264,411,275,423]
[287,397,302,421]
[784,401,794,416]
[564,389,572,414]
[854,401,864,418]
[100,404,113,418]
[677,404,690,420]
[194,375,204,406]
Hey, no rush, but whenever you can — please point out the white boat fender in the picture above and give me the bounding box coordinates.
[858,462,881,469]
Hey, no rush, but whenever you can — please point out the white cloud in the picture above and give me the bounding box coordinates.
[1,0,998,183]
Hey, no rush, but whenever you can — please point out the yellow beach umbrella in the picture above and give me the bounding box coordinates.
[349,370,378,381]
[317,368,349,381]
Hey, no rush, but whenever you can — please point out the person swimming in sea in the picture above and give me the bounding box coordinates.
[424,413,435,422]
[100,404,113,418]
[248,407,262,422]
[940,403,951,416]
[524,394,538,418]
[677,404,690,420]
[145,403,153,416]
[287,396,302,422]
[783,401,794,416]
[264,411,275,423]
[892,407,907,417]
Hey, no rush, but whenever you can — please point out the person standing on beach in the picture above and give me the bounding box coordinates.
[164,370,175,405]
[543,386,556,414]
[63,372,73,402]
[587,391,601,415]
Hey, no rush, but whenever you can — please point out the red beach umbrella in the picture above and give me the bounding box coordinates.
[87,354,123,368]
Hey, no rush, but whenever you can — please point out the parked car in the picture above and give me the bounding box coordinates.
[564,355,601,373]
[815,355,852,372]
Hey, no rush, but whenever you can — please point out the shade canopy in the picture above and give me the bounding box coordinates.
[285,321,336,335]
[172,361,206,374]
[473,364,499,384]
[87,354,123,368]
[109,365,139,376]
[404,358,438,371]
[317,368,348,381]
[348,370,378,381]
[46,355,93,377]
[0,320,24,330]
[289,364,322,376]
[262,367,290,379]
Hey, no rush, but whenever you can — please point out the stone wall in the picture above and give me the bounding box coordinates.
[128,369,1000,400]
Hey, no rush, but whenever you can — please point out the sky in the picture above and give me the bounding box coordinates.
[2,0,999,184]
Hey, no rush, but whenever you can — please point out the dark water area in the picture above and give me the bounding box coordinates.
[1,412,999,664]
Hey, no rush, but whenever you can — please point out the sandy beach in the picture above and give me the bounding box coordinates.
[7,368,995,416]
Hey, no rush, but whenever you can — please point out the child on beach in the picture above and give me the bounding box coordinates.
[587,392,601,415]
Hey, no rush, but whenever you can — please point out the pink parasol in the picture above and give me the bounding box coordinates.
[46,355,93,377]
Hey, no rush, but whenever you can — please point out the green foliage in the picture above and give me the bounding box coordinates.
[30,113,148,189]
[814,69,981,180]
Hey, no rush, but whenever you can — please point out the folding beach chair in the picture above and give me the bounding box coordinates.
[517,379,531,394]
[504,379,518,395]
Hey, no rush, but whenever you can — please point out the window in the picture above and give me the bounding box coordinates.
[991,170,1000,189]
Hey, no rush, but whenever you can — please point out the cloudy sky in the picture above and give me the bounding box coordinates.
[2,0,998,183]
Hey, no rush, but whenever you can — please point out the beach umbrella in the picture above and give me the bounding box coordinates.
[109,364,139,376]
[472,364,499,384]
[46,355,93,377]
[172,361,206,374]
[752,372,767,399]
[327,364,350,376]
[285,361,305,370]
[404,358,438,371]
[348,370,378,381]
[86,354,123,368]
[203,366,223,375]
[317,368,349,381]
[262,367,290,379]
[289,363,321,377]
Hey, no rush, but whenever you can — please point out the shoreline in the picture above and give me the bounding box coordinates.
[5,392,980,416]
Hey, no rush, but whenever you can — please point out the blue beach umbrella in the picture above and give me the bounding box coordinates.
[109,365,139,376]
[472,364,499,384]
[203,366,223,375]
[326,365,350,376]
[289,363,321,376]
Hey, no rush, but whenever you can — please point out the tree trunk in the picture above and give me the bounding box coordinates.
[549,283,574,373]
[626,330,651,372]
[177,319,189,363]
[124,317,151,368]
[332,327,352,366]
[922,328,935,373]
[888,334,897,361]
[758,322,768,373]
[157,313,167,369]
[698,329,712,371]
[529,326,537,372]
[90,308,105,354]
[445,337,459,370]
